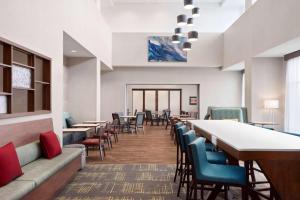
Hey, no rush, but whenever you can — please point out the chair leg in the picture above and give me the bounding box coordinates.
[186,163,190,200]
[177,152,184,197]
[85,146,89,157]
[99,146,104,160]
[194,182,197,200]
[174,145,180,182]
[242,186,248,200]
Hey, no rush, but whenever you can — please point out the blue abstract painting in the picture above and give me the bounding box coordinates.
[148,36,187,62]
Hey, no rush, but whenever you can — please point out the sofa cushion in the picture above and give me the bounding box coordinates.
[16,141,42,167]
[0,142,23,187]
[0,180,35,200]
[40,131,62,159]
[17,148,82,186]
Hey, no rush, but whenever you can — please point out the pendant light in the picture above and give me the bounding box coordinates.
[188,31,198,42]
[183,42,192,51]
[175,27,183,36]
[187,18,194,26]
[192,7,200,18]
[184,0,195,10]
[177,14,187,26]
[172,35,180,44]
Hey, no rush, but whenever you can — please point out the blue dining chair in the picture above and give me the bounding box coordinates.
[189,138,248,200]
[173,122,184,182]
[181,130,227,199]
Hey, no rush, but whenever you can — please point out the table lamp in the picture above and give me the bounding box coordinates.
[264,99,279,127]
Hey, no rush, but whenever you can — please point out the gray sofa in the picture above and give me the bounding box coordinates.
[0,141,85,200]
[205,106,248,123]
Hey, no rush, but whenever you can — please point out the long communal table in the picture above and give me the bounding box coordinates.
[188,120,300,200]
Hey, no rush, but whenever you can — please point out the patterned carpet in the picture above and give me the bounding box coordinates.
[56,164,245,200]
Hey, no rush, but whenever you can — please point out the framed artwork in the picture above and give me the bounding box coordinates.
[148,36,187,62]
[189,96,198,105]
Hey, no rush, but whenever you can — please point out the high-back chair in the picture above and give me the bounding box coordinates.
[112,113,125,132]
[173,122,185,183]
[182,131,227,200]
[81,127,106,160]
[145,110,160,126]
[189,138,248,200]
[130,112,145,134]
[164,110,171,130]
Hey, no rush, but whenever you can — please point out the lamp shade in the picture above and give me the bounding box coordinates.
[183,42,192,51]
[172,35,180,44]
[187,18,194,26]
[264,100,279,109]
[184,0,195,10]
[175,27,183,36]
[188,31,198,42]
[177,14,187,26]
[192,7,200,18]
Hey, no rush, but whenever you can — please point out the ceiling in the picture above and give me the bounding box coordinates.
[107,0,226,5]
[101,0,245,33]
[63,32,95,58]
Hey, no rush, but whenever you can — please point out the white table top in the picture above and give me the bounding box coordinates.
[83,120,107,124]
[63,128,90,132]
[72,123,100,127]
[119,115,136,118]
[189,120,300,152]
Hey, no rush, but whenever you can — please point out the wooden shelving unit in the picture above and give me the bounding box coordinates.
[0,39,51,119]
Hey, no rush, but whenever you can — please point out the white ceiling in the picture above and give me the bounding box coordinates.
[63,32,95,58]
[101,0,245,33]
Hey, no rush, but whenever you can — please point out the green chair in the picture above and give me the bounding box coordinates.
[189,138,248,200]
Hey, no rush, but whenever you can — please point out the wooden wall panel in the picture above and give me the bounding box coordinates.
[0,118,53,147]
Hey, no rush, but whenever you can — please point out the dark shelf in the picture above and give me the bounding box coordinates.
[35,80,50,85]
[0,63,11,68]
[0,92,12,96]
[13,86,35,91]
[12,61,34,69]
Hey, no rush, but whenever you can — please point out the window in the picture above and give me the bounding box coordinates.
[284,56,300,133]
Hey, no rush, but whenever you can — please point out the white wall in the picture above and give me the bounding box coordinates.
[224,0,300,67]
[64,57,99,122]
[250,57,285,130]
[113,32,223,68]
[101,67,242,121]
[127,84,199,113]
[0,0,112,142]
[102,2,245,33]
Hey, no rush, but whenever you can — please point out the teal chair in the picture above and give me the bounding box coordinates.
[173,122,184,183]
[189,138,248,200]
[182,130,227,199]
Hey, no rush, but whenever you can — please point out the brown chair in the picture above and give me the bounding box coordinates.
[81,133,105,160]
[105,122,119,143]
[145,110,161,126]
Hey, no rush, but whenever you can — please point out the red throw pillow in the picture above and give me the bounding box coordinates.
[0,142,23,187]
[40,131,62,159]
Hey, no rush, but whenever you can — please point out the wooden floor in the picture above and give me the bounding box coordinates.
[87,125,177,164]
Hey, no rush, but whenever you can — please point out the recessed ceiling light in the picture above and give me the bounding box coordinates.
[71,50,77,53]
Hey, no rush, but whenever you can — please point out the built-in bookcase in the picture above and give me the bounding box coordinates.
[0,39,51,119]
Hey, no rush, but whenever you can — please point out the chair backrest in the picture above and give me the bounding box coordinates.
[211,108,243,122]
[164,110,171,119]
[183,130,197,161]
[112,113,121,125]
[189,137,209,180]
[136,112,145,126]
[177,125,188,152]
[145,110,153,120]
[134,109,138,116]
